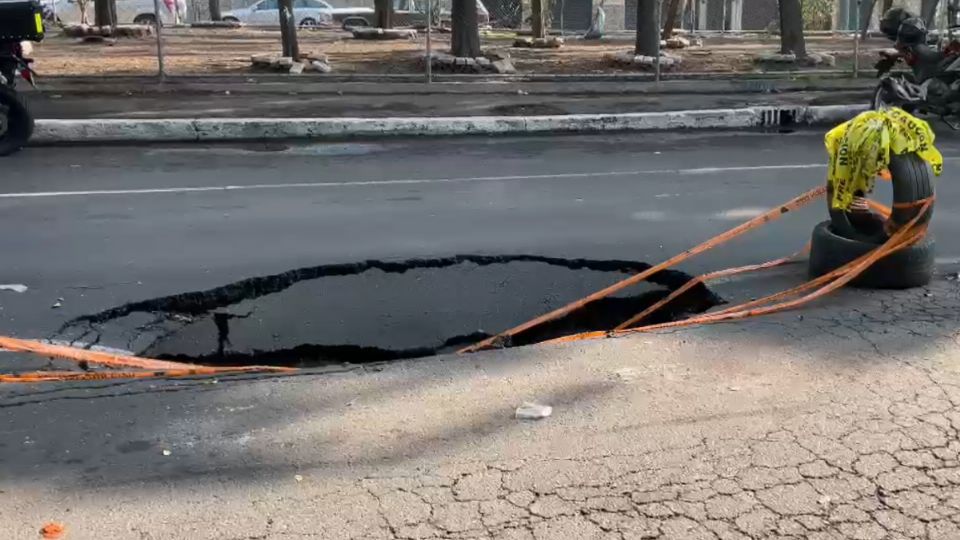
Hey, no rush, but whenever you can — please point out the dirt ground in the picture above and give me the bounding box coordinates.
[32,26,891,76]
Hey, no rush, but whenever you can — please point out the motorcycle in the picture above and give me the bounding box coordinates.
[872,9,960,128]
[0,42,37,156]
[0,0,44,157]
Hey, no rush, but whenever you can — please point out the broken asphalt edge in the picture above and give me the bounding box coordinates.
[31,104,869,144]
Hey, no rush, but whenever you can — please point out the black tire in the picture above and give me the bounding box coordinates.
[0,87,33,157]
[808,220,935,289]
[299,17,318,28]
[828,152,934,241]
[222,16,241,23]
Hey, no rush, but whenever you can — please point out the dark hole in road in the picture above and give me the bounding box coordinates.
[54,255,723,368]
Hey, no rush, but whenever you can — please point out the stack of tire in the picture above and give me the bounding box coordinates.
[808,153,935,289]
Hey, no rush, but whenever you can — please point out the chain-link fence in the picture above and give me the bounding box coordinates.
[35,0,938,78]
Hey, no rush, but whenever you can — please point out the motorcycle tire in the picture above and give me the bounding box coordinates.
[0,86,33,157]
[808,220,935,289]
[871,80,918,114]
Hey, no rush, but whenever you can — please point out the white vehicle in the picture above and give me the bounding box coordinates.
[222,0,334,27]
[48,0,181,26]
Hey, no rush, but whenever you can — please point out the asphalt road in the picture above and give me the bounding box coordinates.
[2,128,960,364]
[6,129,960,539]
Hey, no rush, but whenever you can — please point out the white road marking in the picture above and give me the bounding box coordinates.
[713,207,769,220]
[0,164,828,200]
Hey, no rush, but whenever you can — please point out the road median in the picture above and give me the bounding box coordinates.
[32,104,869,144]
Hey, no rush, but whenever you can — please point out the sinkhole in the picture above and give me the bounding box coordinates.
[54,255,723,368]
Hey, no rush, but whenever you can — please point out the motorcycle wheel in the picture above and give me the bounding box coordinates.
[872,79,918,113]
[0,86,33,157]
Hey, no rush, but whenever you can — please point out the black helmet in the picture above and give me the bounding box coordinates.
[897,16,928,46]
[880,7,912,40]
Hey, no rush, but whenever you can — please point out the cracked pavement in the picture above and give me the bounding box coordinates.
[5,132,960,538]
[5,281,960,539]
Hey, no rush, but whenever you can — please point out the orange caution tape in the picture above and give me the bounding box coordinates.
[459,185,829,354]
[0,365,295,384]
[614,247,808,331]
[544,197,933,345]
[0,337,296,384]
[0,336,193,371]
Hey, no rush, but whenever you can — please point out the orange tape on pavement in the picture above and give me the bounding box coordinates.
[0,336,296,384]
[614,248,808,331]
[459,185,828,354]
[0,336,196,370]
[0,365,295,384]
[546,198,933,345]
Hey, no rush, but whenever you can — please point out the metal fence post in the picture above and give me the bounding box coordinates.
[152,0,166,81]
[853,0,861,78]
[425,0,432,83]
[655,0,662,83]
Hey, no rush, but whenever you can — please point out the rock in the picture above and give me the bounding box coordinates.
[664,36,690,49]
[756,52,797,63]
[513,36,563,49]
[305,52,329,63]
[819,52,837,67]
[277,56,294,68]
[476,56,491,67]
[251,54,273,67]
[609,50,680,69]
[288,61,305,74]
[310,60,332,73]
[454,56,468,66]
[491,58,516,74]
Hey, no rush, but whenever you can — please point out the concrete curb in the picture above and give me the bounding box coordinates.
[32,104,870,144]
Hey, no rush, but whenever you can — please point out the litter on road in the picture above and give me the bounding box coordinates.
[515,402,553,420]
[0,284,27,293]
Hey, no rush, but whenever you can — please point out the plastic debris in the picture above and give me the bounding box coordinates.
[515,402,552,420]
[294,474,303,482]
[40,522,65,539]
[0,284,27,293]
[162,449,172,456]
[51,298,64,309]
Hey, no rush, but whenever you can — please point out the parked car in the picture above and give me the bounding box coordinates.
[336,0,489,29]
[48,0,181,25]
[222,0,335,27]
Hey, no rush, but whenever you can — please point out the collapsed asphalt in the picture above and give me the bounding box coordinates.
[3,129,960,372]
[52,254,721,367]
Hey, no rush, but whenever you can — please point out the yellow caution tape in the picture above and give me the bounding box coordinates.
[825,108,942,211]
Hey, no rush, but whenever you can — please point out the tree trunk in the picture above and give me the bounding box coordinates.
[531,0,546,38]
[921,0,939,26]
[94,0,116,27]
[451,0,481,56]
[635,0,658,55]
[375,0,393,29]
[278,0,300,60]
[859,0,875,39]
[881,0,892,14]
[779,0,806,57]
[661,0,682,38]
[209,0,222,21]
